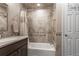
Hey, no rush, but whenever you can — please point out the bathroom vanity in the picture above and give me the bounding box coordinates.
[0,36,28,56]
[0,3,28,56]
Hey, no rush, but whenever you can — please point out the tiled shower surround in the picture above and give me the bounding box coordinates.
[27,9,54,43]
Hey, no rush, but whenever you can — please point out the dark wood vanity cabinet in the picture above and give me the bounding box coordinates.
[0,38,28,56]
[9,44,27,56]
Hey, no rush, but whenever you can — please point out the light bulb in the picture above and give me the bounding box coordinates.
[37,3,40,6]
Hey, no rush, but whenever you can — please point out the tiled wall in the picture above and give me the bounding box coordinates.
[27,9,54,43]
[0,3,55,45]
[0,3,22,38]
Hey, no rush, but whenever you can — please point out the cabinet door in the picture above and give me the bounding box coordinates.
[18,45,27,56]
[9,51,18,56]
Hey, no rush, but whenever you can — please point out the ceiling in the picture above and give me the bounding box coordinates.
[23,3,56,9]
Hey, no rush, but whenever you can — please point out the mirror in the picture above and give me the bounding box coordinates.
[0,3,8,32]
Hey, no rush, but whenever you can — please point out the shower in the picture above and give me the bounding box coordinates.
[24,3,56,56]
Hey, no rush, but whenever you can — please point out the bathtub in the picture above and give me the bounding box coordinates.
[28,42,56,56]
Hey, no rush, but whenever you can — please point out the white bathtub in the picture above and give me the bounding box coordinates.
[28,42,56,56]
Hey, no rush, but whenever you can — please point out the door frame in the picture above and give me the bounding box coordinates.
[55,3,64,56]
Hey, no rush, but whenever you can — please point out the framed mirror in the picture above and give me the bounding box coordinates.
[0,3,8,32]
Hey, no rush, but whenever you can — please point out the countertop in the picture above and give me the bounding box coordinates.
[0,36,28,48]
